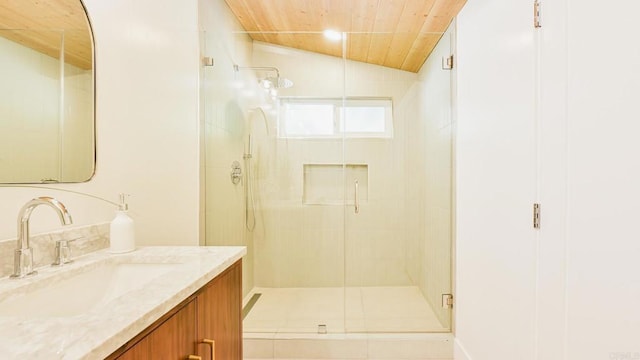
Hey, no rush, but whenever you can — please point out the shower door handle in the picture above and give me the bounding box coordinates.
[354,180,359,214]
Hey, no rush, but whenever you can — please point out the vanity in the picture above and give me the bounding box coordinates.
[0,0,244,356]
[0,0,245,356]
[0,246,245,359]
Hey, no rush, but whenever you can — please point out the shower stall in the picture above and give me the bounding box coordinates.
[201,25,454,340]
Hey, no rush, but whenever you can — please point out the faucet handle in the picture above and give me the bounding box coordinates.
[52,237,80,266]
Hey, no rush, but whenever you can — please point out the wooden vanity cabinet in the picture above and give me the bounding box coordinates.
[107,260,242,360]
[196,259,242,360]
[115,299,197,360]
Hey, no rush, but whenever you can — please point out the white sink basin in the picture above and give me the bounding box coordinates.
[0,262,180,318]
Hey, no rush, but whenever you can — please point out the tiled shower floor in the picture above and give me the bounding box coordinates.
[243,286,448,333]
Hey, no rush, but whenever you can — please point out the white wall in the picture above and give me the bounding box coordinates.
[455,0,640,359]
[0,0,201,247]
[565,0,640,358]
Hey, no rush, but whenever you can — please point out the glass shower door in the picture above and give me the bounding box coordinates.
[342,31,454,333]
[236,32,349,334]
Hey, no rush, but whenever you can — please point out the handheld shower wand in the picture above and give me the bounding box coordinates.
[244,134,256,232]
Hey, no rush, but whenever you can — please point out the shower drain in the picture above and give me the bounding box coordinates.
[317,324,327,334]
[242,293,261,319]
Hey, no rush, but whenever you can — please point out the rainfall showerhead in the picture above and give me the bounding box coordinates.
[260,76,293,89]
[234,64,294,89]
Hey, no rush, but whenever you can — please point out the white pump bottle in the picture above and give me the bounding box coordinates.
[109,193,135,253]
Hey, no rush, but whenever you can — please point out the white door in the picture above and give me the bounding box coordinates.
[455,0,538,358]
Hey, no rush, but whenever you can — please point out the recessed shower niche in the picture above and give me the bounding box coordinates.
[303,164,368,205]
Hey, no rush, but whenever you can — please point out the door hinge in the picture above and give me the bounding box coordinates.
[442,294,454,309]
[442,54,454,70]
[202,56,214,67]
[534,0,541,28]
[533,203,541,229]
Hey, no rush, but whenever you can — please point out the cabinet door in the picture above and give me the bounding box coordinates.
[118,299,197,360]
[197,260,242,360]
[116,336,150,360]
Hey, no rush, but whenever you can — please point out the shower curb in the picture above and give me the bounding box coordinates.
[244,332,454,359]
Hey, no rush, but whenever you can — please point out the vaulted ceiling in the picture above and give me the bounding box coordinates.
[223,0,467,73]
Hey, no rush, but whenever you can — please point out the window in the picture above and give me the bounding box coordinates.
[278,97,393,138]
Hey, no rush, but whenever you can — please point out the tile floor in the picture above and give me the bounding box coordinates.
[243,286,449,333]
[243,286,452,360]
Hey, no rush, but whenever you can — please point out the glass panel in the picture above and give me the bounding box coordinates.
[343,31,453,332]
[339,98,393,137]
[202,30,347,334]
[201,23,454,338]
[280,100,335,137]
[246,32,346,334]
[279,97,392,138]
[342,106,385,133]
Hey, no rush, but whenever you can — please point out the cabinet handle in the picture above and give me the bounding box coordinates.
[200,339,215,360]
[187,356,202,360]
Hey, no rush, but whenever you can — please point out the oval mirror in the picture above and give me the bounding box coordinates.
[0,0,95,183]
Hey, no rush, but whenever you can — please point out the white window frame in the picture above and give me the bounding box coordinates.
[277,97,393,139]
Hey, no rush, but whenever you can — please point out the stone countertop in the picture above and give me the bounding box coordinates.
[0,246,246,359]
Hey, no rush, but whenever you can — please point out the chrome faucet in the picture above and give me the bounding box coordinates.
[11,197,73,278]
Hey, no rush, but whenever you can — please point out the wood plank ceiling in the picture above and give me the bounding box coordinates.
[224,0,467,73]
[0,0,92,70]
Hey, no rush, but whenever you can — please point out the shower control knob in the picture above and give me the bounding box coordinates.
[231,161,242,185]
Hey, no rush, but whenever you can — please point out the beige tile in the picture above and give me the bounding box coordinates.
[244,338,274,358]
[244,334,454,359]
[273,338,367,359]
[243,319,285,333]
[367,337,453,359]
[345,317,367,332]
[360,287,432,318]
[364,316,446,332]
[282,318,345,334]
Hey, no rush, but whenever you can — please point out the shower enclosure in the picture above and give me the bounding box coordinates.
[202,26,454,336]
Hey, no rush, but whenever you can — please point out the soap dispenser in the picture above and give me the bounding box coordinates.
[109,193,135,253]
